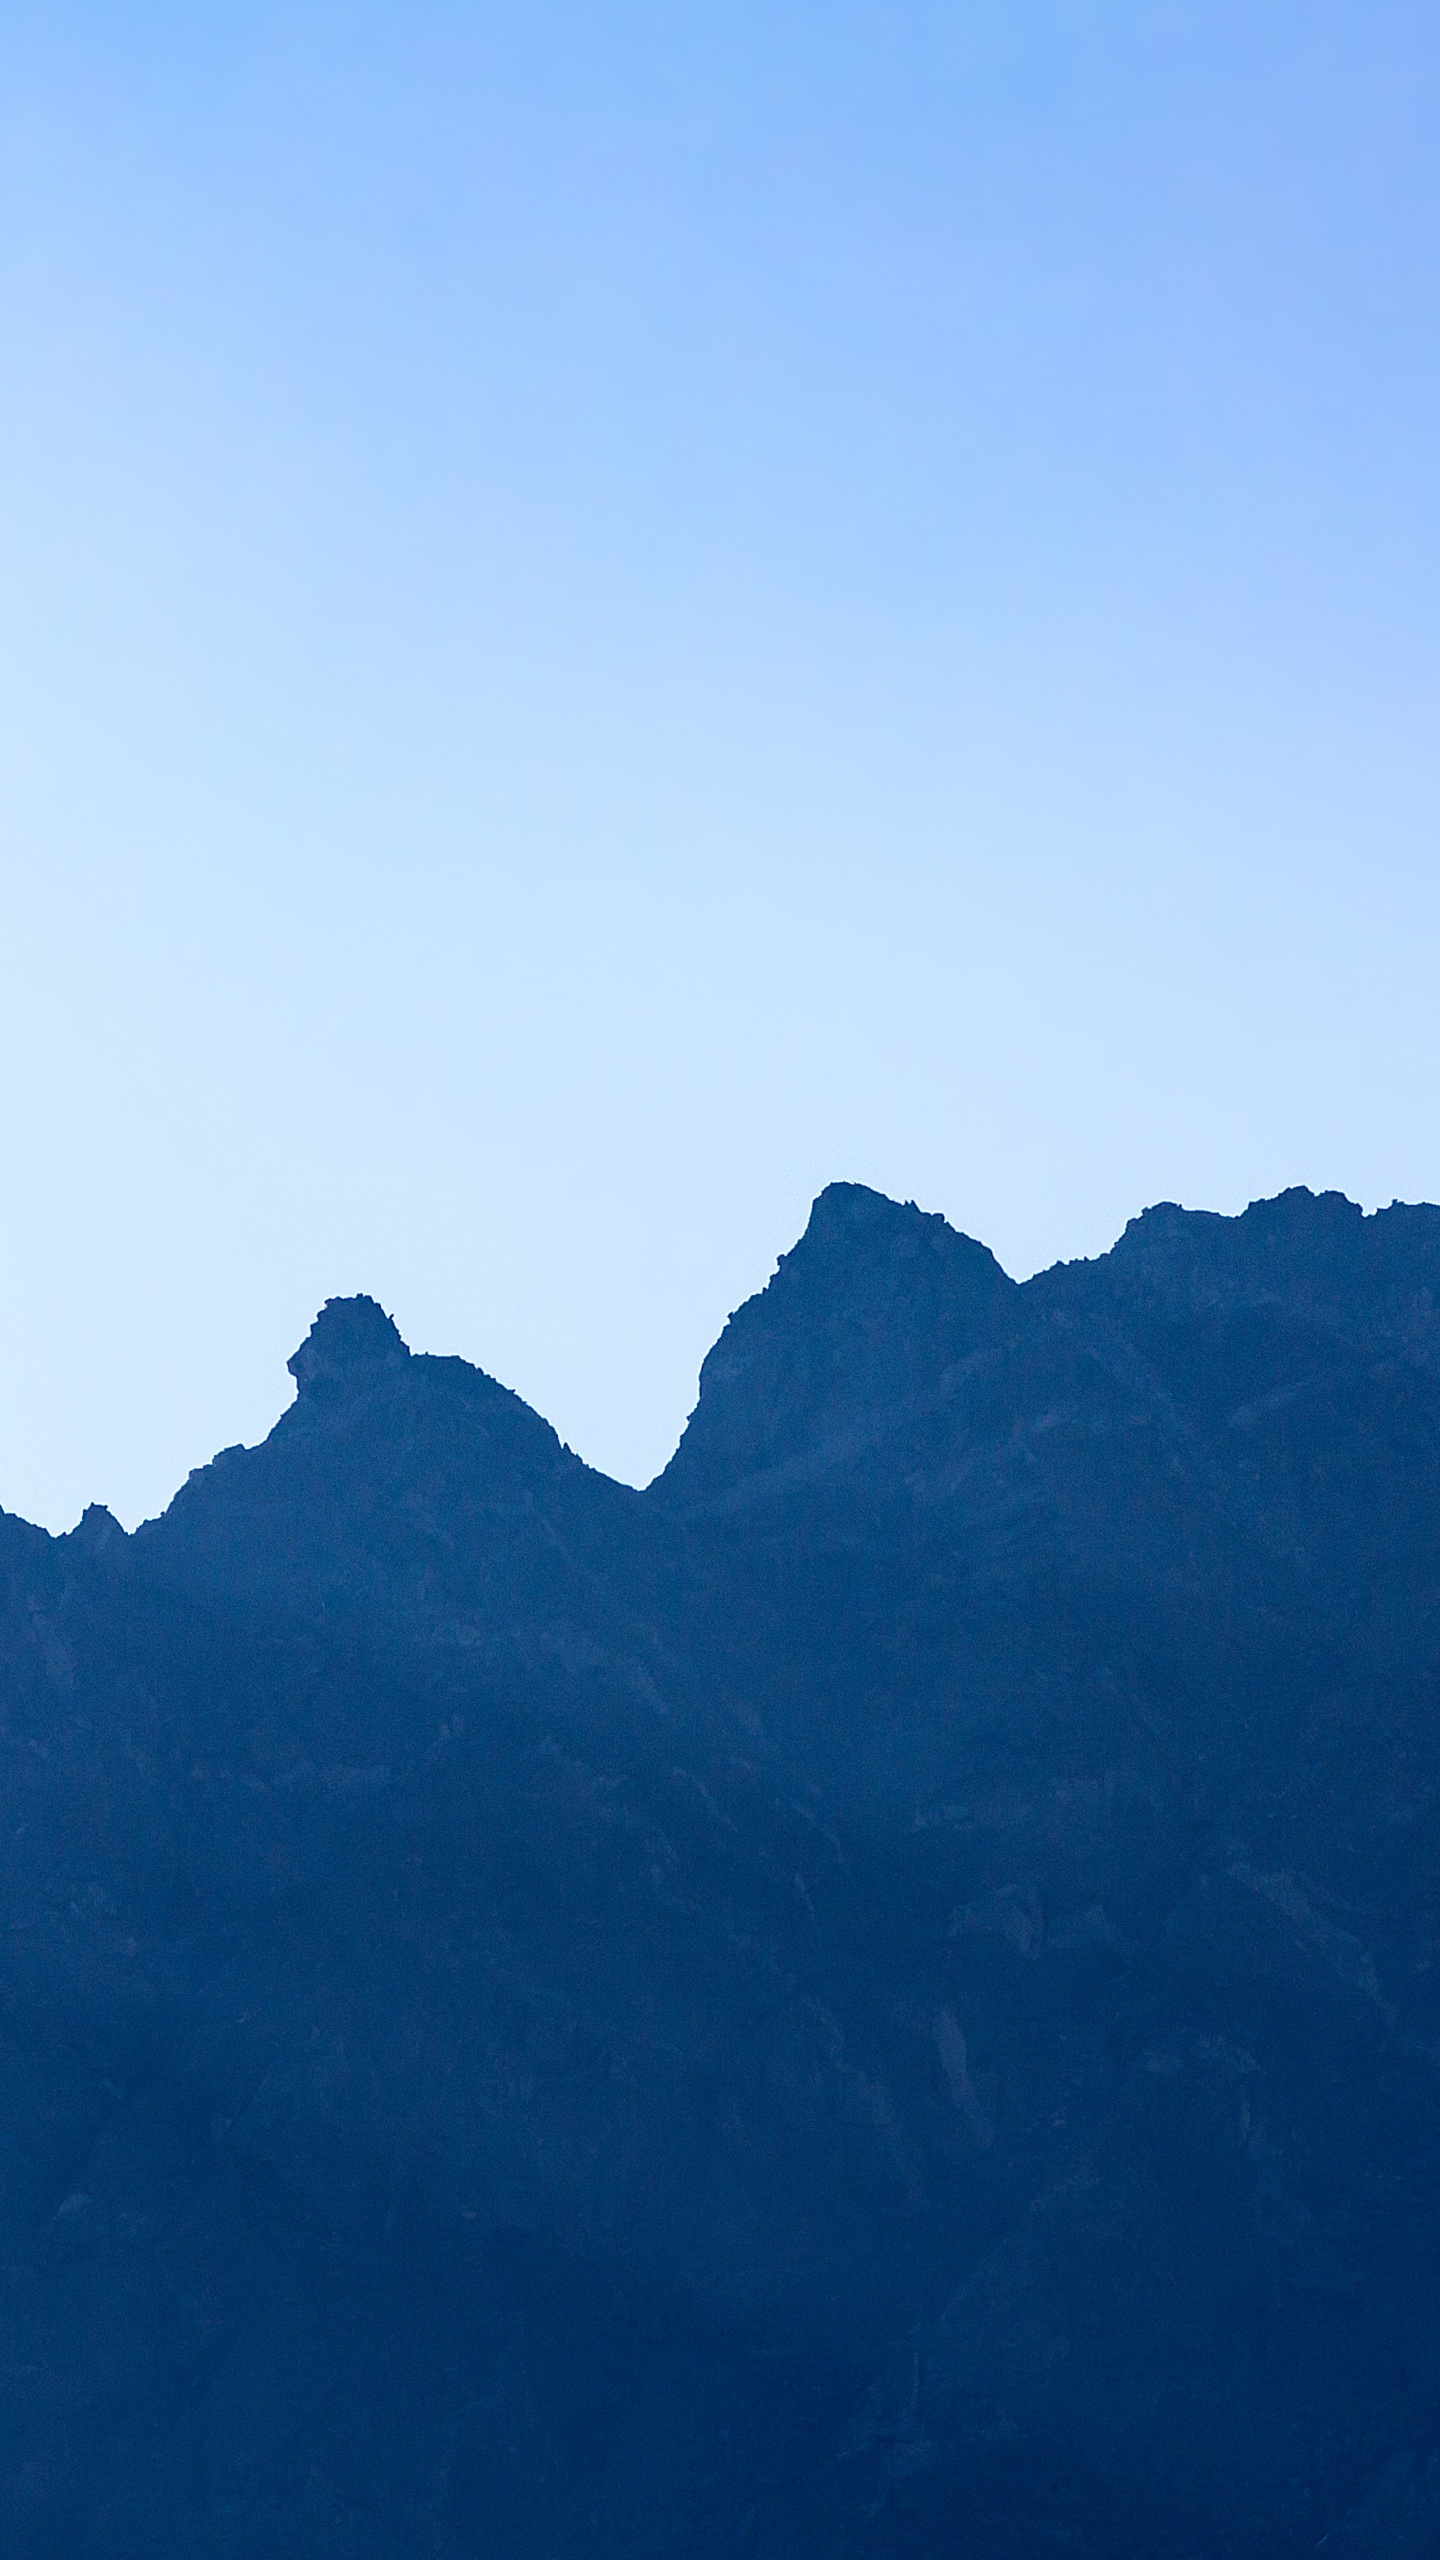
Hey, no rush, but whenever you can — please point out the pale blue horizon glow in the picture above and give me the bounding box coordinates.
[3,3,1439,1530]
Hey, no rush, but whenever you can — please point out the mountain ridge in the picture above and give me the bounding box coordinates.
[22,1177,1434,1545]
[4,1180,1440,2556]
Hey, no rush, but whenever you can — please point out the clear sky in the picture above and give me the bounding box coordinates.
[2,2,1438,1531]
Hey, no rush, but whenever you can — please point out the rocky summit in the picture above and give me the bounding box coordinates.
[5,1183,1440,2557]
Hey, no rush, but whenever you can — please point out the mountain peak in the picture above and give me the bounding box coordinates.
[1030,1185,1440,1361]
[287,1295,410,1402]
[802,1179,929,1242]
[793,1179,1005,1270]
[1110,1185,1364,1261]
[66,1502,125,1555]
[660,1183,1015,1505]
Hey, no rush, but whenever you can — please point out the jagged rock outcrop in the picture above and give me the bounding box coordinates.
[659,1181,1017,1508]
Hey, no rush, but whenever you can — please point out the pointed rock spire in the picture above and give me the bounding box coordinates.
[288,1295,410,1402]
[660,1182,1015,1503]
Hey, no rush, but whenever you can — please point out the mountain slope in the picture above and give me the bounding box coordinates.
[3,1187,1440,2556]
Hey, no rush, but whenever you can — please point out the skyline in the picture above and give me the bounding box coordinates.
[3,2,1439,1529]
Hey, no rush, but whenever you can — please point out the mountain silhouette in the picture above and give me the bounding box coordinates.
[3,1185,1440,2556]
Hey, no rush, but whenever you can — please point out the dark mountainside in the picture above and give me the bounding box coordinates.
[5,1185,1440,2557]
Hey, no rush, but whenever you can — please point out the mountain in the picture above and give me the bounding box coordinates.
[4,1183,1440,2556]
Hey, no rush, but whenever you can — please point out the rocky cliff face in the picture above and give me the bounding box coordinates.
[3,1187,1440,2556]
[658,1181,1018,1508]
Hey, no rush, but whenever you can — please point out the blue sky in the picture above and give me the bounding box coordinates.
[2,2,1438,1528]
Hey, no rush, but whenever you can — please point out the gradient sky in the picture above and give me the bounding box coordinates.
[3,1,1438,1531]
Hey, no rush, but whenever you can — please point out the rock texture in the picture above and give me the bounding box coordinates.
[4,1182,1440,2555]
